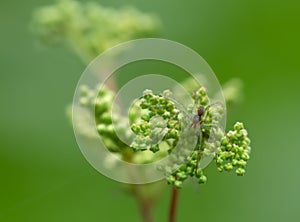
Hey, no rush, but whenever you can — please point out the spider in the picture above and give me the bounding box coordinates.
[188,101,223,175]
[190,105,205,128]
[189,104,207,175]
[160,92,223,175]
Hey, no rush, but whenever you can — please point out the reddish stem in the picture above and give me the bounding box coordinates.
[131,184,153,222]
[138,199,153,222]
[168,186,179,222]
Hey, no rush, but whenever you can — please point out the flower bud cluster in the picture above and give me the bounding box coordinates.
[79,85,128,152]
[78,85,251,188]
[32,0,160,62]
[166,151,207,189]
[130,90,181,152]
[192,86,209,107]
[130,87,222,188]
[130,87,251,189]
[216,122,251,176]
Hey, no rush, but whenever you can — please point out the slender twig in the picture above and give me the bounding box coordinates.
[168,186,179,222]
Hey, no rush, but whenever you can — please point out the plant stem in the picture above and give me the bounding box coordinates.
[138,198,153,222]
[168,186,179,222]
[131,184,154,222]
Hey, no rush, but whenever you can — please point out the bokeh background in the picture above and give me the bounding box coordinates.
[1,0,299,221]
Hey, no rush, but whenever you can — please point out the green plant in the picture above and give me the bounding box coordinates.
[31,0,160,63]
[32,1,251,221]
[77,83,251,222]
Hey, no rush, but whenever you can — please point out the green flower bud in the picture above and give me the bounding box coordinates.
[80,85,89,96]
[141,114,150,121]
[232,159,238,166]
[176,172,187,180]
[234,122,244,131]
[97,124,106,133]
[131,124,140,133]
[99,112,112,124]
[149,145,159,153]
[237,160,247,167]
[224,163,233,171]
[150,97,158,105]
[162,111,171,119]
[216,157,223,164]
[236,168,245,176]
[140,122,149,132]
[79,97,89,106]
[162,89,172,97]
[166,175,175,185]
[198,175,207,184]
[174,180,183,189]
[221,137,229,146]
[143,89,153,97]
[240,129,248,137]
[186,166,193,175]
[157,108,165,115]
[241,153,250,161]
[140,102,150,109]
[199,87,207,96]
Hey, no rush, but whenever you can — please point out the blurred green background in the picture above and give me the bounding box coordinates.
[1,0,299,221]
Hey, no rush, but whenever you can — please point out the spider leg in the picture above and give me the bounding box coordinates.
[205,102,224,118]
[206,101,224,110]
[202,101,224,128]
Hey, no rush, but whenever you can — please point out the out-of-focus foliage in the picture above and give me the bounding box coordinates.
[221,78,244,109]
[32,0,161,62]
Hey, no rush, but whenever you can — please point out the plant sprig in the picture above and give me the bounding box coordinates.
[32,0,161,62]
[77,83,251,189]
[129,87,251,189]
[32,2,252,221]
